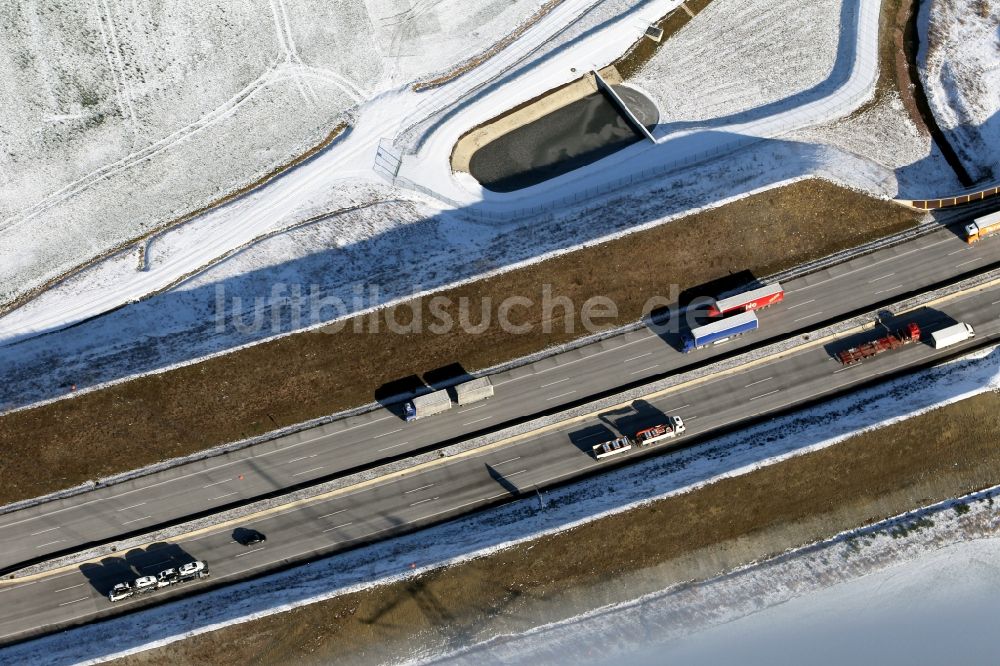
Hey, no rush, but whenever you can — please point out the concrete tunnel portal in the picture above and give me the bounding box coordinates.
[465,71,659,193]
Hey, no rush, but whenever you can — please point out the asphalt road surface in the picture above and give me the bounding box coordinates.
[1,224,999,572]
[1,237,1000,643]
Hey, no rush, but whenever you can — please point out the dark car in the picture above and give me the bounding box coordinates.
[233,527,267,546]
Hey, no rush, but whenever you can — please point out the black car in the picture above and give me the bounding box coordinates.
[233,527,267,546]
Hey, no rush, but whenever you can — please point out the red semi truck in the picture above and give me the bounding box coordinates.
[836,322,921,365]
[707,283,784,317]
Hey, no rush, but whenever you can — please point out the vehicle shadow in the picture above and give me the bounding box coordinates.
[598,399,669,436]
[375,375,426,420]
[485,462,523,497]
[566,423,616,456]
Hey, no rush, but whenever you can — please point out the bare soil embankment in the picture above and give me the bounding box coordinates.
[113,383,1000,666]
[0,180,919,506]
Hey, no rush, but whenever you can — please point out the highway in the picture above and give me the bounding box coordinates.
[1,263,999,643]
[1,224,999,571]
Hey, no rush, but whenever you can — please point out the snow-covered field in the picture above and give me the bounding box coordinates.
[631,0,843,124]
[919,0,1000,183]
[2,345,996,665]
[790,88,962,194]
[0,0,550,307]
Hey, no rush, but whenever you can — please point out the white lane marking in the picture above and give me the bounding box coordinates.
[797,236,951,291]
[749,389,781,401]
[377,441,410,452]
[256,414,395,459]
[992,299,1000,305]
[744,377,772,388]
[34,539,65,549]
[30,527,60,535]
[546,390,576,401]
[868,273,895,282]
[463,416,492,426]
[793,312,824,322]
[404,484,435,494]
[873,285,904,295]
[322,522,354,533]
[671,403,691,411]
[540,377,571,388]
[54,583,86,593]
[318,509,347,519]
[630,364,659,375]
[409,497,439,507]
[947,248,969,256]
[120,515,152,525]
[505,470,528,477]
[235,547,266,558]
[956,258,982,268]
[208,492,237,501]
[623,351,653,362]
[285,454,317,464]
[372,428,403,439]
[457,404,485,413]
[201,479,231,488]
[494,331,656,386]
[785,299,816,310]
[574,432,606,442]
[115,502,148,511]
[834,364,861,374]
[685,415,700,421]
[58,596,90,607]
[494,456,521,466]
[292,466,324,477]
[0,570,78,595]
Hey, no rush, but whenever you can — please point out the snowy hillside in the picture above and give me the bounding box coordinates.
[630,0,842,124]
[918,0,1000,183]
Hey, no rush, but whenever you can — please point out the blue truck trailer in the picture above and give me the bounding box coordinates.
[682,310,759,352]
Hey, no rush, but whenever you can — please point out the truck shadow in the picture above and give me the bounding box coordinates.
[423,363,472,389]
[375,374,426,419]
[485,462,523,497]
[423,363,472,401]
[597,399,669,438]
[567,423,616,455]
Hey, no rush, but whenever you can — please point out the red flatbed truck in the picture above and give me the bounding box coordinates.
[836,322,920,365]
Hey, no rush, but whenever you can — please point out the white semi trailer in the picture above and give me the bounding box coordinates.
[454,377,494,405]
[930,322,975,349]
[403,390,452,421]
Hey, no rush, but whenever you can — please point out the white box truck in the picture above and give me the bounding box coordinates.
[453,377,494,406]
[930,322,975,349]
[404,389,452,421]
